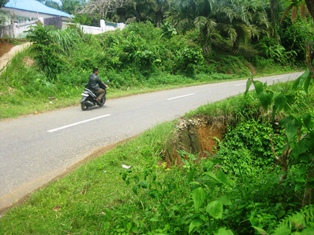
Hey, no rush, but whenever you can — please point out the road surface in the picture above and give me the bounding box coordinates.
[0,72,302,211]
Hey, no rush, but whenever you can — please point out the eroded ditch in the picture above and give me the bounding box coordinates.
[162,115,228,167]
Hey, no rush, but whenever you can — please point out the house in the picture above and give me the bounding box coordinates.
[0,0,126,38]
[2,0,72,22]
[0,0,72,37]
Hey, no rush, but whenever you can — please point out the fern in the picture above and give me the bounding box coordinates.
[272,205,314,235]
[254,205,314,235]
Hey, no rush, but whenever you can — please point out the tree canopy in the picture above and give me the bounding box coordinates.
[0,0,9,8]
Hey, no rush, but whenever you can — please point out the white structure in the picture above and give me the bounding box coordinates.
[1,0,72,37]
[1,0,125,37]
[2,0,72,22]
[63,20,126,35]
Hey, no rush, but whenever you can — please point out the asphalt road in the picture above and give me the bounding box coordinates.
[0,72,302,210]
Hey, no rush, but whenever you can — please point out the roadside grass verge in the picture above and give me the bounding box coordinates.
[0,69,300,120]
[0,121,175,233]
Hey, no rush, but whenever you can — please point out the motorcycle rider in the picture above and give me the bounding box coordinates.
[87,67,108,103]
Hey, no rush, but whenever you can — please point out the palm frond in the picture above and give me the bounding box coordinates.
[292,6,298,22]
[300,2,306,19]
[280,4,294,23]
[228,27,237,43]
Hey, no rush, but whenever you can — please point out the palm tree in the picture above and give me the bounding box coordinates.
[194,16,217,55]
[281,0,314,77]
[281,0,307,22]
[152,0,170,26]
[167,0,213,34]
[269,0,281,41]
[122,0,170,26]
[167,0,269,55]
[212,0,270,54]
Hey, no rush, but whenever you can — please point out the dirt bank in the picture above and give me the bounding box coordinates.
[0,41,32,73]
[162,115,227,167]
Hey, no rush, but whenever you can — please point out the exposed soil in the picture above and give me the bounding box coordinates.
[162,115,227,167]
[0,39,15,57]
[0,40,32,73]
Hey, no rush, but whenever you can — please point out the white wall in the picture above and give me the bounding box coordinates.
[63,20,126,35]
[1,19,125,38]
[0,19,39,38]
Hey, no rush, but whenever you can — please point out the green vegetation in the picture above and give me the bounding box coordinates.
[0,79,313,234]
[1,1,313,233]
[0,21,303,119]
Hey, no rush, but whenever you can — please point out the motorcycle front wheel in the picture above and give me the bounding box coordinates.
[98,96,106,107]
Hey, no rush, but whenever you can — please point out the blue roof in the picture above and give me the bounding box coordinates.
[5,0,72,18]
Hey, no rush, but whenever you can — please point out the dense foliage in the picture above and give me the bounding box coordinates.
[1,79,312,234]
[2,0,313,119]
[1,20,303,118]
[0,0,313,233]
[3,20,303,88]
[101,80,314,234]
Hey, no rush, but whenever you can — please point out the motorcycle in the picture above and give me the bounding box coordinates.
[80,82,107,111]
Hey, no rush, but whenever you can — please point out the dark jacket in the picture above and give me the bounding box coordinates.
[87,73,103,91]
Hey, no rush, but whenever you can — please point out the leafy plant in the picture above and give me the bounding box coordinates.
[176,47,204,77]
[217,120,285,176]
[161,20,178,38]
[246,70,314,207]
[257,37,297,65]
[26,24,63,79]
[26,25,86,80]
[104,151,236,234]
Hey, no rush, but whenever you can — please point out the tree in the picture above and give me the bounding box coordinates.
[61,0,85,14]
[167,0,216,55]
[77,0,131,23]
[212,0,270,54]
[44,0,61,10]
[168,0,213,34]
[0,0,9,8]
[269,0,281,41]
[168,0,269,56]
[281,0,314,76]
[305,0,314,19]
[131,0,170,26]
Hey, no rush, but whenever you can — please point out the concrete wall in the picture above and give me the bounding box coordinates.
[63,20,126,35]
[0,19,39,38]
[0,19,126,38]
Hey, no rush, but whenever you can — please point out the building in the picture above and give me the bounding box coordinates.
[0,0,72,37]
[0,0,125,38]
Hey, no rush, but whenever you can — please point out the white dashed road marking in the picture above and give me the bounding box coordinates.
[47,114,111,133]
[167,93,195,101]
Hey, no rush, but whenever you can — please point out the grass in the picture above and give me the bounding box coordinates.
[0,25,303,120]
[0,76,312,234]
[0,69,301,120]
[0,121,175,234]
[0,38,307,234]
